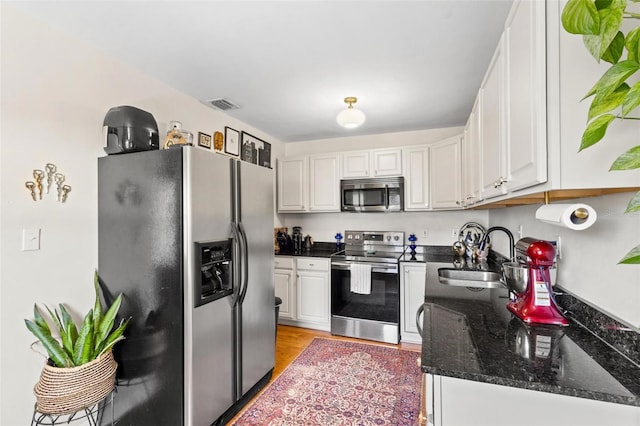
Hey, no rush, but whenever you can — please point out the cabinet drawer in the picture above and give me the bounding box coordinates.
[296,257,329,272]
[274,257,295,270]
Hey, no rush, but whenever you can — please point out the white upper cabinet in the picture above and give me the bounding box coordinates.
[462,95,482,207]
[505,0,547,192]
[371,148,403,177]
[342,148,402,178]
[403,145,430,211]
[430,135,462,209]
[479,34,508,201]
[309,153,341,212]
[277,157,308,212]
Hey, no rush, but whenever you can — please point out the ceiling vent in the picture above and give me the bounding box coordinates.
[205,98,240,111]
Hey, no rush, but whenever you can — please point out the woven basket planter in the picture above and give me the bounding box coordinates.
[33,350,117,415]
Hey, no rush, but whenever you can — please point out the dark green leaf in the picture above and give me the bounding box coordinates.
[59,304,78,357]
[45,305,63,335]
[593,60,640,98]
[95,293,123,350]
[93,270,103,332]
[624,190,640,213]
[622,81,640,117]
[619,244,640,264]
[610,145,640,170]
[580,114,616,150]
[96,317,130,357]
[601,31,625,64]
[25,319,73,368]
[595,0,613,9]
[73,310,94,366]
[562,0,600,35]
[588,82,629,119]
[626,27,640,62]
[33,304,50,335]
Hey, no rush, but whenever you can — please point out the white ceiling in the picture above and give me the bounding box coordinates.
[8,1,514,142]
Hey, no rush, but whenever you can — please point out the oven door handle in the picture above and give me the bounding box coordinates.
[331,261,398,274]
[416,304,424,338]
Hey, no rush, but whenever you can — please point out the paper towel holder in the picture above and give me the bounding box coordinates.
[535,192,597,230]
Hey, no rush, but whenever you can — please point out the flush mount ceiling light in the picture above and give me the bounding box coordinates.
[336,97,366,129]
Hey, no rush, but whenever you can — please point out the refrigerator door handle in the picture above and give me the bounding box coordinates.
[230,222,244,307]
[238,222,249,304]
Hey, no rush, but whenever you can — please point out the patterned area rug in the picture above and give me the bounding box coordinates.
[234,338,421,425]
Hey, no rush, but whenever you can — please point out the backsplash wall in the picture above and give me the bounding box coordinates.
[488,192,640,328]
[282,210,489,247]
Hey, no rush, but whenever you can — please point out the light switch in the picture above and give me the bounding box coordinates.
[22,228,41,251]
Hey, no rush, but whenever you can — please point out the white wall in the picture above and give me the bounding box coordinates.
[489,192,640,327]
[0,6,284,424]
[283,210,488,246]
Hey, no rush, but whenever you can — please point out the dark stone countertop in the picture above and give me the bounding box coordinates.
[274,242,343,258]
[419,248,640,407]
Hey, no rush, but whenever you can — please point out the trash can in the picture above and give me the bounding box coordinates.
[275,296,282,340]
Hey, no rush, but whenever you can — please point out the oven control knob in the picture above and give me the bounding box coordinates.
[394,235,400,241]
[386,236,391,241]
[355,234,360,240]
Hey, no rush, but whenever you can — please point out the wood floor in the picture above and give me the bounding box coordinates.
[229,324,421,424]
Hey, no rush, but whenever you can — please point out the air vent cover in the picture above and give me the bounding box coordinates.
[206,98,240,111]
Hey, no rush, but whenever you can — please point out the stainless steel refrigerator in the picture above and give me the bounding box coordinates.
[98,146,275,425]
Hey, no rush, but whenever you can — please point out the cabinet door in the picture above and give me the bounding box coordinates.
[372,148,402,177]
[309,154,340,212]
[400,263,426,343]
[342,151,370,178]
[430,136,462,209]
[480,35,508,200]
[277,157,308,212]
[462,95,482,207]
[403,146,430,211]
[505,0,547,192]
[274,268,295,320]
[297,271,329,326]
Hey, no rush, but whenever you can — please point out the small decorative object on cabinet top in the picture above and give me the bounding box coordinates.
[224,126,240,157]
[24,163,71,203]
[197,132,211,149]
[163,121,193,149]
[25,270,130,418]
[213,131,224,151]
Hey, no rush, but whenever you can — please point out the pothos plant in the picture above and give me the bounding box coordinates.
[561,0,640,264]
[25,271,130,368]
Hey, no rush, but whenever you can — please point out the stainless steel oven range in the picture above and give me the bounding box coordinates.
[330,230,404,344]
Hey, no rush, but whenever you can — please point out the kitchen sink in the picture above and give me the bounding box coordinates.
[437,268,505,289]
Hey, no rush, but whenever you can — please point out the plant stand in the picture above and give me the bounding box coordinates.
[30,388,115,426]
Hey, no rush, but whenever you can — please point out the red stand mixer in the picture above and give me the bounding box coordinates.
[503,238,568,326]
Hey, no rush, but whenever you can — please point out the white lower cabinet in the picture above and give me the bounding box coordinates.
[296,258,330,331]
[274,256,295,320]
[424,374,640,426]
[400,262,426,343]
[275,256,330,331]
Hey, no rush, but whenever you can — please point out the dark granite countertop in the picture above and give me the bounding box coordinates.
[419,248,640,407]
[275,242,343,258]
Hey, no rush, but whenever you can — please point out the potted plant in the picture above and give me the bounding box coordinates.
[561,0,640,263]
[25,270,130,416]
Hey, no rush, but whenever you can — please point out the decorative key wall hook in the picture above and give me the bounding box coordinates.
[24,163,72,203]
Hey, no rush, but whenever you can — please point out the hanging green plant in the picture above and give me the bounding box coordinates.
[561,0,640,264]
[25,270,130,367]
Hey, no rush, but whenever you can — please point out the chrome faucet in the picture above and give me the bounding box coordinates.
[481,226,515,261]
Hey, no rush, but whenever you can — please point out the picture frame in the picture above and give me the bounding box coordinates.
[197,132,212,149]
[240,131,271,168]
[224,127,240,157]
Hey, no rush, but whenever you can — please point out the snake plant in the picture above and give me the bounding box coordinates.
[25,270,130,368]
[561,0,640,264]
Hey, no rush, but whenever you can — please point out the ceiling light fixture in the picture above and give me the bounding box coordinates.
[336,97,366,129]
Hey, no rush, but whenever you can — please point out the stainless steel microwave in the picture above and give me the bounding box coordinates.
[341,177,404,212]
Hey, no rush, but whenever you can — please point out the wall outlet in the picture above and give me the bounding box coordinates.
[517,224,524,240]
[555,235,562,260]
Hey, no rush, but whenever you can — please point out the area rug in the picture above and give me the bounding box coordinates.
[234,338,421,425]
